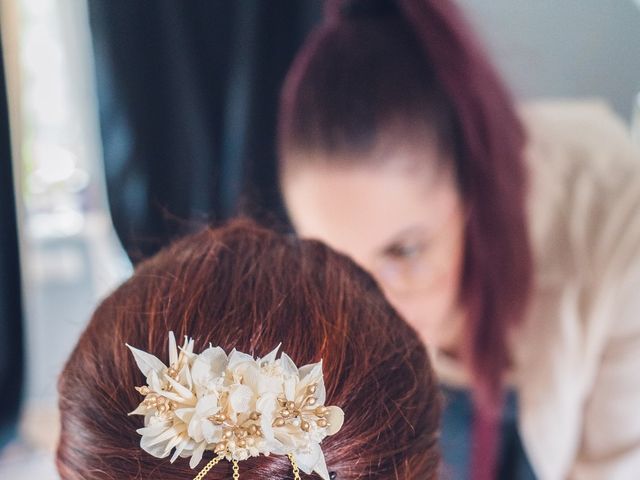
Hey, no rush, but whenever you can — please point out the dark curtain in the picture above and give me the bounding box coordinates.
[88,0,322,261]
[0,33,24,449]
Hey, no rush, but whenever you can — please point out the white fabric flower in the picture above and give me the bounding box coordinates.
[127,332,344,480]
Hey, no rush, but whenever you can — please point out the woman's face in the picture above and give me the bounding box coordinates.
[282,151,467,349]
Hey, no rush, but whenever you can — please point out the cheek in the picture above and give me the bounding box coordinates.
[383,250,465,343]
[390,282,458,331]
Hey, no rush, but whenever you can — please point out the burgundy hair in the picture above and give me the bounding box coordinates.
[278,0,533,409]
[57,219,441,479]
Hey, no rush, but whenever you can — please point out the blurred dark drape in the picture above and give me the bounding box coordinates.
[0,34,24,448]
[87,0,322,261]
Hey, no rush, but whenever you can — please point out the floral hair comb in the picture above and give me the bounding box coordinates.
[127,332,344,480]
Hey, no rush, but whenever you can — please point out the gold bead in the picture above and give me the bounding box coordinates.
[167,367,178,378]
[315,406,328,416]
[317,418,328,428]
[307,384,317,395]
[249,411,261,420]
[237,439,247,448]
[214,442,227,454]
[306,397,317,406]
[223,430,234,439]
[301,420,310,432]
[136,386,151,395]
[235,428,248,438]
[281,409,291,418]
[277,397,288,407]
[286,401,295,411]
[248,424,259,435]
[211,413,226,424]
[272,417,285,427]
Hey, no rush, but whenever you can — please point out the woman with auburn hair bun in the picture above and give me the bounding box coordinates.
[278,0,640,478]
[56,219,441,480]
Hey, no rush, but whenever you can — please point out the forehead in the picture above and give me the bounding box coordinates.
[282,161,458,259]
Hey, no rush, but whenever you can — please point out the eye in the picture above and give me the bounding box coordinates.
[384,241,425,260]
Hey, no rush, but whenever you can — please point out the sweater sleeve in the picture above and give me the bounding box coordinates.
[568,108,640,480]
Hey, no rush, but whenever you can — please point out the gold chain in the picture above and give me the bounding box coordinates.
[193,453,301,479]
[288,453,301,480]
[193,455,224,480]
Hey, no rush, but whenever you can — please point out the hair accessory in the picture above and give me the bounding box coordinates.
[127,332,344,480]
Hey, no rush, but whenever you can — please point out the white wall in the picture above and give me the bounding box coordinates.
[459,0,640,121]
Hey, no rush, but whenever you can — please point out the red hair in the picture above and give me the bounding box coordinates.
[57,219,441,479]
[278,0,533,408]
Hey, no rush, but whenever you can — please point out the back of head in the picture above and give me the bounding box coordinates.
[57,219,440,479]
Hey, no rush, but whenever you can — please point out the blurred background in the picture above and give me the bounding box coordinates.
[0,1,639,478]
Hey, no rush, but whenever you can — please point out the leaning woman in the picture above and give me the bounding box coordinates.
[278,0,640,478]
